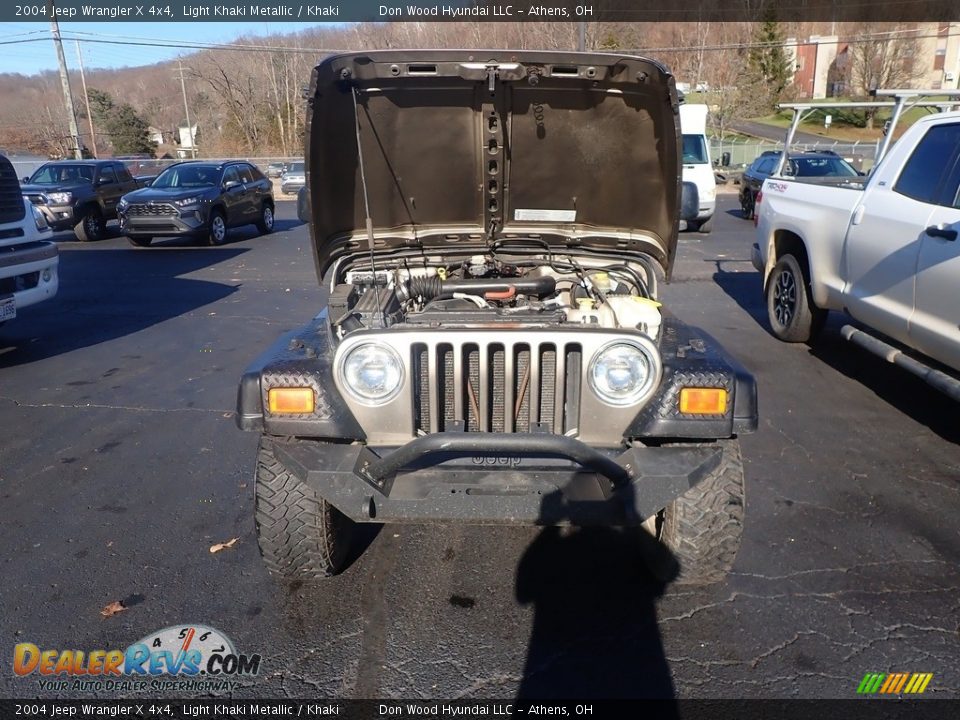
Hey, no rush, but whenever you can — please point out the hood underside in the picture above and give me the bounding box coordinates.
[307,50,682,278]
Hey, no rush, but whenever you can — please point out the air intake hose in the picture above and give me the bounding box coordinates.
[397,275,556,302]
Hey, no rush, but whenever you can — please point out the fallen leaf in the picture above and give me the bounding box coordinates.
[209,538,239,554]
[100,601,126,618]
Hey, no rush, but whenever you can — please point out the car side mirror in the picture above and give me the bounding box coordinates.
[680,181,699,223]
[22,176,30,183]
[97,177,114,186]
[224,179,241,190]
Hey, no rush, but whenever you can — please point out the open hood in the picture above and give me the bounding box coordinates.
[307,50,682,279]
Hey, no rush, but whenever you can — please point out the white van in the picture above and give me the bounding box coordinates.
[679,103,716,233]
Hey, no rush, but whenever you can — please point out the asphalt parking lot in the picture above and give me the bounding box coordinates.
[1,196,958,700]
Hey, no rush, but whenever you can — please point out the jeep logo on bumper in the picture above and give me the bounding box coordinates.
[472,456,522,468]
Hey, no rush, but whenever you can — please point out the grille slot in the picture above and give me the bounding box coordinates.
[0,155,26,225]
[127,203,178,216]
[412,341,581,435]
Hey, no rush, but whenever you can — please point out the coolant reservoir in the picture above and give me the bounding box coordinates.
[567,298,602,325]
[606,296,662,338]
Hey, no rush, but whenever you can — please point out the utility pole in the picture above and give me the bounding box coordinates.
[177,58,196,159]
[47,0,82,159]
[577,22,586,52]
[74,40,98,158]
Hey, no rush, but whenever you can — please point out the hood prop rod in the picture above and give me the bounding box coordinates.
[351,86,386,328]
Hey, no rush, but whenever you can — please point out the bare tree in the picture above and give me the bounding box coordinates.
[843,25,923,127]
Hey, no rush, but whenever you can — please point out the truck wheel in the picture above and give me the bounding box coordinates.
[127,236,152,248]
[697,216,713,234]
[206,210,227,246]
[766,253,826,343]
[741,192,754,219]
[74,208,104,242]
[657,438,745,585]
[255,439,354,580]
[255,203,275,235]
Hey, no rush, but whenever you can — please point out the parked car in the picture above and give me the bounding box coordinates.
[753,107,960,400]
[739,151,860,219]
[236,51,757,584]
[280,161,305,195]
[118,160,274,247]
[0,153,58,324]
[266,162,287,178]
[20,160,142,241]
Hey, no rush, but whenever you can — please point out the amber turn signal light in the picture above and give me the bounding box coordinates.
[268,387,315,414]
[679,388,727,415]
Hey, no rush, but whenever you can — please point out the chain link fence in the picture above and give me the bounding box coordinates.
[9,156,305,183]
[710,137,882,173]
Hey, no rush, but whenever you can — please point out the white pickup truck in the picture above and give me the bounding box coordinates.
[752,96,960,400]
[0,153,58,325]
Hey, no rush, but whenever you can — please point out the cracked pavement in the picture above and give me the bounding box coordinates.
[1,199,958,700]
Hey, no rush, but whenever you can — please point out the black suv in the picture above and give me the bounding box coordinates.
[738,150,859,219]
[118,160,274,247]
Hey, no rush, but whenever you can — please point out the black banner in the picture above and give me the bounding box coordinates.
[2,699,960,720]
[4,0,960,23]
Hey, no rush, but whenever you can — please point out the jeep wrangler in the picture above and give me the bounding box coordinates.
[236,51,757,583]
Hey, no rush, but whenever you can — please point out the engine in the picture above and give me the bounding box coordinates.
[327,253,663,339]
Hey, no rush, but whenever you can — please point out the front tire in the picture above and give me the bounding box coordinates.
[255,203,274,235]
[697,216,713,234]
[74,208,104,242]
[658,439,745,585]
[255,439,354,580]
[766,253,826,343]
[206,210,227,246]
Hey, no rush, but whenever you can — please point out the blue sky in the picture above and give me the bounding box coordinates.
[0,22,332,75]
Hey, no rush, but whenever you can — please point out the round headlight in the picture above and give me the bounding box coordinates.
[589,341,659,406]
[340,343,404,405]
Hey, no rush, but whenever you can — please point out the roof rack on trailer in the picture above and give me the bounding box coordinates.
[774,89,960,174]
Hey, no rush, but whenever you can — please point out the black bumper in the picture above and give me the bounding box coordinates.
[268,434,724,525]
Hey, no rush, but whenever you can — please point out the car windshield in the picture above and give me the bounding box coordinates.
[287,162,305,173]
[789,157,859,178]
[682,135,710,164]
[29,164,95,184]
[151,164,220,189]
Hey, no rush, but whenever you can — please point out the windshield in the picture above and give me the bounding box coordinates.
[151,164,220,189]
[790,157,859,178]
[682,135,710,165]
[29,164,95,184]
[287,162,305,174]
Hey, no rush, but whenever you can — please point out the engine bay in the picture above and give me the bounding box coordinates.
[327,247,664,341]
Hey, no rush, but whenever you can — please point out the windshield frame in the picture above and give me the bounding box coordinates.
[150,164,222,190]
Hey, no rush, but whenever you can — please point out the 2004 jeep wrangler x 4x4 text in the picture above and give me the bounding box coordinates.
[236,51,758,583]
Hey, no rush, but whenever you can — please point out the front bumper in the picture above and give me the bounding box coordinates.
[120,209,207,238]
[281,180,305,195]
[0,240,59,311]
[34,203,75,231]
[269,433,724,525]
[696,199,716,221]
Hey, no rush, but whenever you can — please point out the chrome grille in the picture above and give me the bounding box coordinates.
[0,155,26,224]
[127,203,178,216]
[412,341,582,435]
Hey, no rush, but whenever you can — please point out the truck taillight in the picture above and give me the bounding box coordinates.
[753,190,763,227]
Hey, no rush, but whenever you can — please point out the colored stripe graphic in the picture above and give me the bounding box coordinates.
[858,672,933,694]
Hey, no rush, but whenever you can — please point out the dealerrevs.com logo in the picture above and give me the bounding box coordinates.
[13,624,261,692]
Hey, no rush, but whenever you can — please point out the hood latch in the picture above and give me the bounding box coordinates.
[485,63,499,94]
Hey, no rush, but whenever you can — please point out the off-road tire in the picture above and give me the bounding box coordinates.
[658,438,745,585]
[255,439,354,580]
[255,202,275,235]
[127,236,152,248]
[697,216,714,234]
[766,253,826,343]
[74,207,104,242]
[740,191,755,220]
[206,210,227,246]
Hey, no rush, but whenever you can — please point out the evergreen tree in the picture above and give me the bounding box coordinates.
[748,11,792,110]
[85,88,156,156]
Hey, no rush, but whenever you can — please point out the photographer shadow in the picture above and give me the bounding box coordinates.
[515,490,680,708]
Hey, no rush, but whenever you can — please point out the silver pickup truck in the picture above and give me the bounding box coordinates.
[753,90,960,401]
